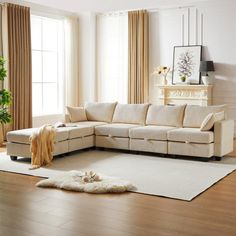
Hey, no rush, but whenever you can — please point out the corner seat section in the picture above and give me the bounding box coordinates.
[95,123,141,150]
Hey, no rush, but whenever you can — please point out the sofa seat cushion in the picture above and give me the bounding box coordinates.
[129,126,176,141]
[168,128,214,144]
[7,128,69,144]
[95,123,141,138]
[67,126,94,139]
[66,121,108,127]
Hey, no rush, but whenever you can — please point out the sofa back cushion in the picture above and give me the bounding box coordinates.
[183,104,227,128]
[146,104,186,127]
[112,103,149,125]
[85,102,117,122]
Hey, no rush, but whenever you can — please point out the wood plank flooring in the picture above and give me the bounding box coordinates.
[0,143,236,236]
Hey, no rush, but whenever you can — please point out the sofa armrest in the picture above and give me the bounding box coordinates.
[214,119,234,157]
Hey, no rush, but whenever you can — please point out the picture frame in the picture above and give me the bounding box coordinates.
[172,45,202,84]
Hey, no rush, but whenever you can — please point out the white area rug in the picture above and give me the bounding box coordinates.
[0,150,235,201]
[36,170,134,193]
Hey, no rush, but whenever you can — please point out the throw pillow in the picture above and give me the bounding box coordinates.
[200,113,214,131]
[66,106,87,122]
[200,111,225,131]
[214,111,225,122]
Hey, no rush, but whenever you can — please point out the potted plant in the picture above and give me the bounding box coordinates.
[0,57,12,144]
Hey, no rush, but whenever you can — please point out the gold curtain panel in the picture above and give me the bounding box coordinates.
[7,3,32,130]
[128,10,149,104]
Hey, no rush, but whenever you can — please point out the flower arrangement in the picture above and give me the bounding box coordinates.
[152,66,170,85]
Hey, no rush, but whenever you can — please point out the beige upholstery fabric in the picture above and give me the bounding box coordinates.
[68,136,94,152]
[66,106,87,122]
[168,142,214,158]
[214,120,234,157]
[7,126,94,145]
[6,141,69,158]
[214,111,225,122]
[183,105,226,128]
[168,128,214,144]
[67,121,108,127]
[68,126,94,139]
[85,102,117,122]
[200,113,215,131]
[96,136,129,150]
[95,123,140,138]
[130,139,167,154]
[146,105,186,127]
[129,126,176,141]
[200,111,225,131]
[7,128,69,144]
[112,103,149,125]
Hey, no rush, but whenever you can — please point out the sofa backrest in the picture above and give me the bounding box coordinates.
[112,103,149,125]
[85,102,117,123]
[183,104,227,128]
[146,104,186,127]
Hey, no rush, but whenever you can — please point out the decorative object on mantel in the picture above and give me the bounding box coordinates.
[199,61,215,85]
[156,84,213,106]
[172,45,202,85]
[152,66,171,85]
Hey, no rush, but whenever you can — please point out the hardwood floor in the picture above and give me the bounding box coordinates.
[0,144,236,236]
[228,139,236,157]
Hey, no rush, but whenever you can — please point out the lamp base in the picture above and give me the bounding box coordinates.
[201,75,212,85]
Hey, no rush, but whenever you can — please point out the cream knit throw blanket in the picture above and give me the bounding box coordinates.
[29,125,56,170]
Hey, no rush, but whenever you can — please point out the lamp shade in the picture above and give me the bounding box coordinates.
[199,61,215,72]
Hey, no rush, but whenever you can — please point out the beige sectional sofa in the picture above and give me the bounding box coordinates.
[7,102,234,161]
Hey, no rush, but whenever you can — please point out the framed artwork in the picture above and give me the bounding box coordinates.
[172,45,202,84]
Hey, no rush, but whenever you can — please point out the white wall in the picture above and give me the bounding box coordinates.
[149,0,236,136]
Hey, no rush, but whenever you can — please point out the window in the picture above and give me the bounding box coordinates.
[97,13,128,103]
[31,15,64,116]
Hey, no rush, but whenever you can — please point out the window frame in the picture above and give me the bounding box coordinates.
[31,14,65,117]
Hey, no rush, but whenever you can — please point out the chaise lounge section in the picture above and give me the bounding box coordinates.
[6,102,234,161]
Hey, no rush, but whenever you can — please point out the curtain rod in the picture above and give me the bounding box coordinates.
[98,5,195,16]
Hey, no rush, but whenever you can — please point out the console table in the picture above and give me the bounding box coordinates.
[157,85,213,106]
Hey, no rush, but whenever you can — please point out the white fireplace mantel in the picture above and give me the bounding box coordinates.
[156,84,213,106]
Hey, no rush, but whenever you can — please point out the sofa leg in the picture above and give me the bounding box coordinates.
[199,157,209,162]
[215,156,222,161]
[10,156,17,161]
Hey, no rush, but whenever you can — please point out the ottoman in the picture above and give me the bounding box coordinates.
[6,125,95,160]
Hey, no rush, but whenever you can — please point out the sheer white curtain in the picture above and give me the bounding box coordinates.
[97,13,128,103]
[64,15,80,107]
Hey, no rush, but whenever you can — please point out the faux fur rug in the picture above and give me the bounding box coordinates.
[36,170,135,193]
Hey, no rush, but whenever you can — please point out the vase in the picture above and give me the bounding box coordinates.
[162,76,168,85]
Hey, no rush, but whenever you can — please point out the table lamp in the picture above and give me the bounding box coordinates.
[199,61,215,85]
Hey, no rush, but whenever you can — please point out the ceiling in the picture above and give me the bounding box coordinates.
[24,0,214,13]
